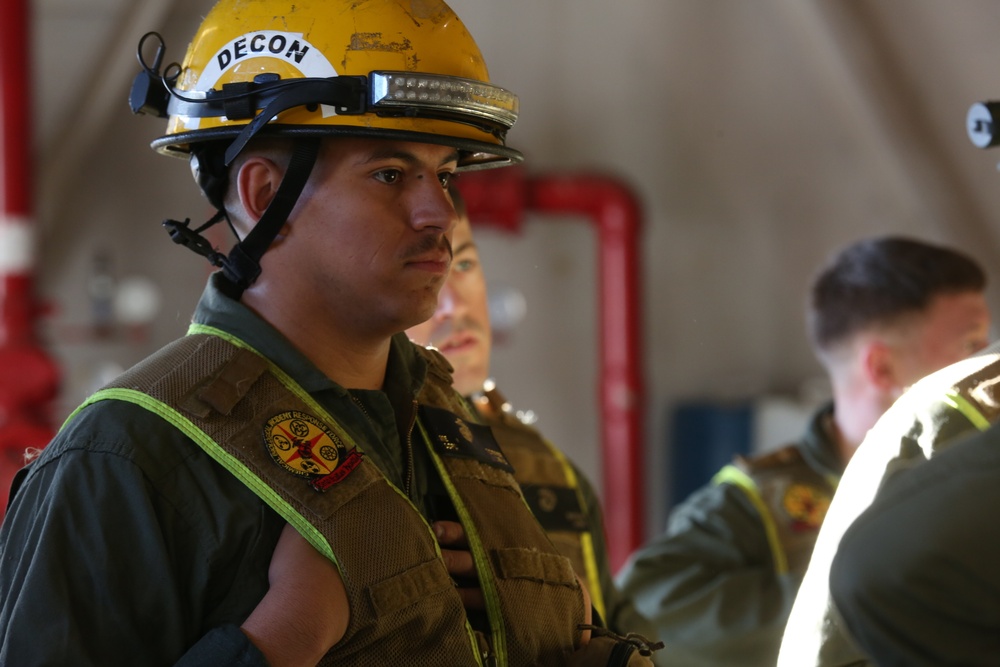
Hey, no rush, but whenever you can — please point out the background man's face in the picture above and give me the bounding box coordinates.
[407,216,492,395]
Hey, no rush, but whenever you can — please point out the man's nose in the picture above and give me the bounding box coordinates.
[435,282,458,319]
[410,178,458,234]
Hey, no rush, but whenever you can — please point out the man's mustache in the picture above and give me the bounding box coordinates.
[403,234,453,262]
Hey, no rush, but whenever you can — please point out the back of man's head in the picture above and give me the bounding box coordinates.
[807,236,986,364]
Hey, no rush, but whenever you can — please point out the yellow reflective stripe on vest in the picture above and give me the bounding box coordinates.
[941,390,993,431]
[78,387,339,566]
[712,465,789,575]
[545,439,606,621]
[418,418,507,667]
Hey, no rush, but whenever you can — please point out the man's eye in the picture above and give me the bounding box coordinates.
[374,169,401,184]
[439,172,453,188]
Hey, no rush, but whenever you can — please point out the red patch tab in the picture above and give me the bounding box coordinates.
[310,449,363,492]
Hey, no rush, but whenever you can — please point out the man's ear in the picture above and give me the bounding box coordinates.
[236,156,285,223]
[861,339,899,391]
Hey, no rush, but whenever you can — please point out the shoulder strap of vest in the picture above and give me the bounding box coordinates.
[74,329,368,568]
[411,344,481,422]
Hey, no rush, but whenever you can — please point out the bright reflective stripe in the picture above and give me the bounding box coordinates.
[712,465,789,575]
[546,438,606,621]
[80,387,338,566]
[941,390,992,431]
[0,215,34,273]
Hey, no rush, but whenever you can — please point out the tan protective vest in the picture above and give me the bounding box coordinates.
[85,328,586,666]
[471,386,607,621]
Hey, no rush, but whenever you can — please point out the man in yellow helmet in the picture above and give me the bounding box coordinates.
[406,188,661,653]
[0,2,659,665]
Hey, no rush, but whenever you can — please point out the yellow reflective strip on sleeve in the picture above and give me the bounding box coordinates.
[712,464,789,575]
[941,390,992,432]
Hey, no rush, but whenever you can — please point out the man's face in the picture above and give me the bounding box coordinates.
[262,137,460,338]
[407,215,492,396]
[894,289,992,387]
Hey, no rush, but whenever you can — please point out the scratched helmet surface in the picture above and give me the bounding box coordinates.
[152,0,521,170]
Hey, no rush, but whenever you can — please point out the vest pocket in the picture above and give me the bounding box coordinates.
[368,558,456,616]
[492,547,578,588]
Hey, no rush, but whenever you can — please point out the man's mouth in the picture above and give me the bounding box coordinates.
[406,252,451,274]
[436,331,478,353]
[405,236,453,274]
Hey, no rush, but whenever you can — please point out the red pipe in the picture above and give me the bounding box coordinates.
[458,167,645,571]
[0,0,59,513]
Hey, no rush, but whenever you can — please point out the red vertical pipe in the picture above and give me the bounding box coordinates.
[528,175,645,572]
[459,169,646,571]
[1,0,33,339]
[0,0,59,513]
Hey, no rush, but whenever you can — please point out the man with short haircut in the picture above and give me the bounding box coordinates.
[618,236,991,667]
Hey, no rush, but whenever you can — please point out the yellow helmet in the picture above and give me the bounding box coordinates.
[132,0,521,170]
[130,0,521,294]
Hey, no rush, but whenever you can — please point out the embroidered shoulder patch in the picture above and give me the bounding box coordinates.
[263,411,362,491]
[782,483,831,531]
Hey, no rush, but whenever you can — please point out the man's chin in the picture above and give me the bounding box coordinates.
[449,366,487,397]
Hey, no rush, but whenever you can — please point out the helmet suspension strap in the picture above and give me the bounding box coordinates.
[219,138,320,297]
[162,137,320,299]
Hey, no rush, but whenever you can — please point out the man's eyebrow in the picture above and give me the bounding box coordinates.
[453,239,477,255]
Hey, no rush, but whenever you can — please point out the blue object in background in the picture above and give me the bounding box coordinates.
[669,401,753,508]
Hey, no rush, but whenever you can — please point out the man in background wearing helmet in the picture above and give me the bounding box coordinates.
[0,2,659,665]
[406,187,662,655]
[617,236,990,667]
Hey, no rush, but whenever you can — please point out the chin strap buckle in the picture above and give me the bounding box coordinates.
[162,215,227,268]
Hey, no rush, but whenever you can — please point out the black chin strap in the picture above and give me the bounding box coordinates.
[164,138,320,299]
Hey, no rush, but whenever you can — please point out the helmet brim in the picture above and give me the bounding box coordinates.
[152,124,523,171]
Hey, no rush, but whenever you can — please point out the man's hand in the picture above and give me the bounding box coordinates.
[433,519,592,647]
[241,523,350,667]
[433,520,485,610]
